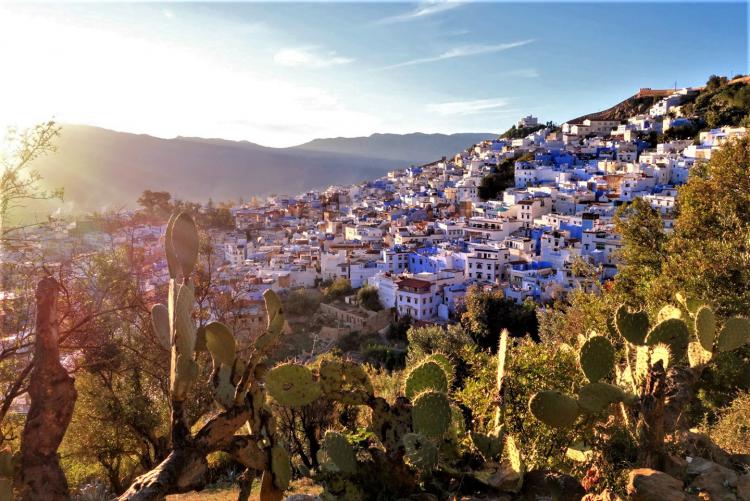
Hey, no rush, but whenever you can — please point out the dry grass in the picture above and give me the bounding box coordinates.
[167,478,321,500]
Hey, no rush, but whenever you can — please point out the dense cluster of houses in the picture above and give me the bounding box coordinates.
[2,87,746,341]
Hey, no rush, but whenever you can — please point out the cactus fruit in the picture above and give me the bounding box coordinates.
[265,363,321,408]
[404,360,449,399]
[169,212,200,279]
[695,305,717,352]
[403,433,438,472]
[579,336,615,383]
[471,429,504,461]
[645,318,689,361]
[412,390,452,438]
[529,390,579,429]
[716,317,750,352]
[577,382,625,413]
[323,431,358,474]
[615,305,649,345]
[150,303,170,349]
[271,444,292,490]
[204,322,236,366]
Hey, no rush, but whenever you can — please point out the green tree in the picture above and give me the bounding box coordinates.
[357,286,383,311]
[478,158,515,200]
[324,278,353,302]
[460,286,538,348]
[612,197,668,308]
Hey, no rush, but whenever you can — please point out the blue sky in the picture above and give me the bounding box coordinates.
[0,1,747,146]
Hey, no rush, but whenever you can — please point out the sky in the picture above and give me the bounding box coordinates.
[0,1,747,147]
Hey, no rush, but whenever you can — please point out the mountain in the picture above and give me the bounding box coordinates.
[566,93,663,124]
[30,126,496,213]
[292,132,495,162]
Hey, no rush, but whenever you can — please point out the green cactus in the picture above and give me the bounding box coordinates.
[656,304,683,323]
[403,433,438,472]
[323,431,358,474]
[425,352,455,385]
[213,364,235,408]
[271,444,292,490]
[369,396,411,453]
[169,212,200,279]
[577,382,625,413]
[265,363,322,408]
[645,318,689,361]
[579,335,615,383]
[650,343,671,369]
[254,289,285,351]
[716,317,750,352]
[169,281,199,401]
[471,429,504,462]
[695,305,717,351]
[528,390,579,428]
[404,359,449,399]
[150,303,170,349]
[615,305,649,345]
[319,360,373,404]
[688,341,713,368]
[505,434,525,493]
[204,321,236,366]
[412,390,451,438]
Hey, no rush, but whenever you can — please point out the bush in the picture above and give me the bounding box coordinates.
[285,289,321,317]
[709,391,750,454]
[357,286,383,311]
[324,278,353,302]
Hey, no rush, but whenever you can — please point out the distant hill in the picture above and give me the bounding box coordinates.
[29,126,494,213]
[292,132,495,162]
[566,94,661,124]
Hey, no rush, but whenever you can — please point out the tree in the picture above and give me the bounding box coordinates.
[613,197,668,308]
[0,121,62,250]
[357,286,383,311]
[478,158,515,201]
[653,137,750,316]
[136,191,172,221]
[460,286,538,348]
[324,278,353,302]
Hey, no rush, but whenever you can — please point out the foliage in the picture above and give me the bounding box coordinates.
[500,124,548,139]
[356,286,383,311]
[324,278,353,303]
[708,391,750,454]
[461,285,538,348]
[682,80,750,128]
[478,158,515,201]
[284,289,321,317]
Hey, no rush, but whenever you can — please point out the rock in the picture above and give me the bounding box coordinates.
[284,496,321,501]
[736,474,750,501]
[520,469,585,501]
[473,460,522,492]
[582,490,623,501]
[664,454,689,479]
[685,457,738,500]
[628,468,686,501]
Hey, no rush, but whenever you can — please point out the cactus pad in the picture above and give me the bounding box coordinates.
[688,341,713,368]
[650,343,671,369]
[204,322,236,366]
[577,382,624,413]
[170,212,200,279]
[657,305,683,323]
[615,305,649,345]
[254,290,285,352]
[323,431,358,474]
[579,336,615,383]
[404,360,449,399]
[412,391,451,438]
[425,353,455,385]
[213,364,235,408]
[403,433,438,472]
[646,318,689,361]
[369,396,412,453]
[505,434,525,492]
[265,363,321,407]
[271,444,291,490]
[150,303,170,349]
[528,390,579,428]
[319,360,373,403]
[716,317,750,352]
[471,429,504,461]
[695,306,717,352]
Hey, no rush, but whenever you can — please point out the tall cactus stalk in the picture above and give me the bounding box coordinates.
[118,213,288,501]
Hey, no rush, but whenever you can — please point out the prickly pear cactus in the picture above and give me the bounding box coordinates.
[529,390,580,428]
[404,359,449,399]
[323,431,358,474]
[403,433,438,472]
[615,305,649,345]
[579,335,615,383]
[411,390,452,438]
[266,363,322,407]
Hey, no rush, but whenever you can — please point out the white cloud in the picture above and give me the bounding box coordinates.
[378,39,534,70]
[162,9,175,19]
[427,97,510,116]
[273,47,354,69]
[376,1,465,24]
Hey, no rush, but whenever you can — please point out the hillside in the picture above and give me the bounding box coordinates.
[566,93,661,124]
[29,126,493,213]
[292,132,495,162]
